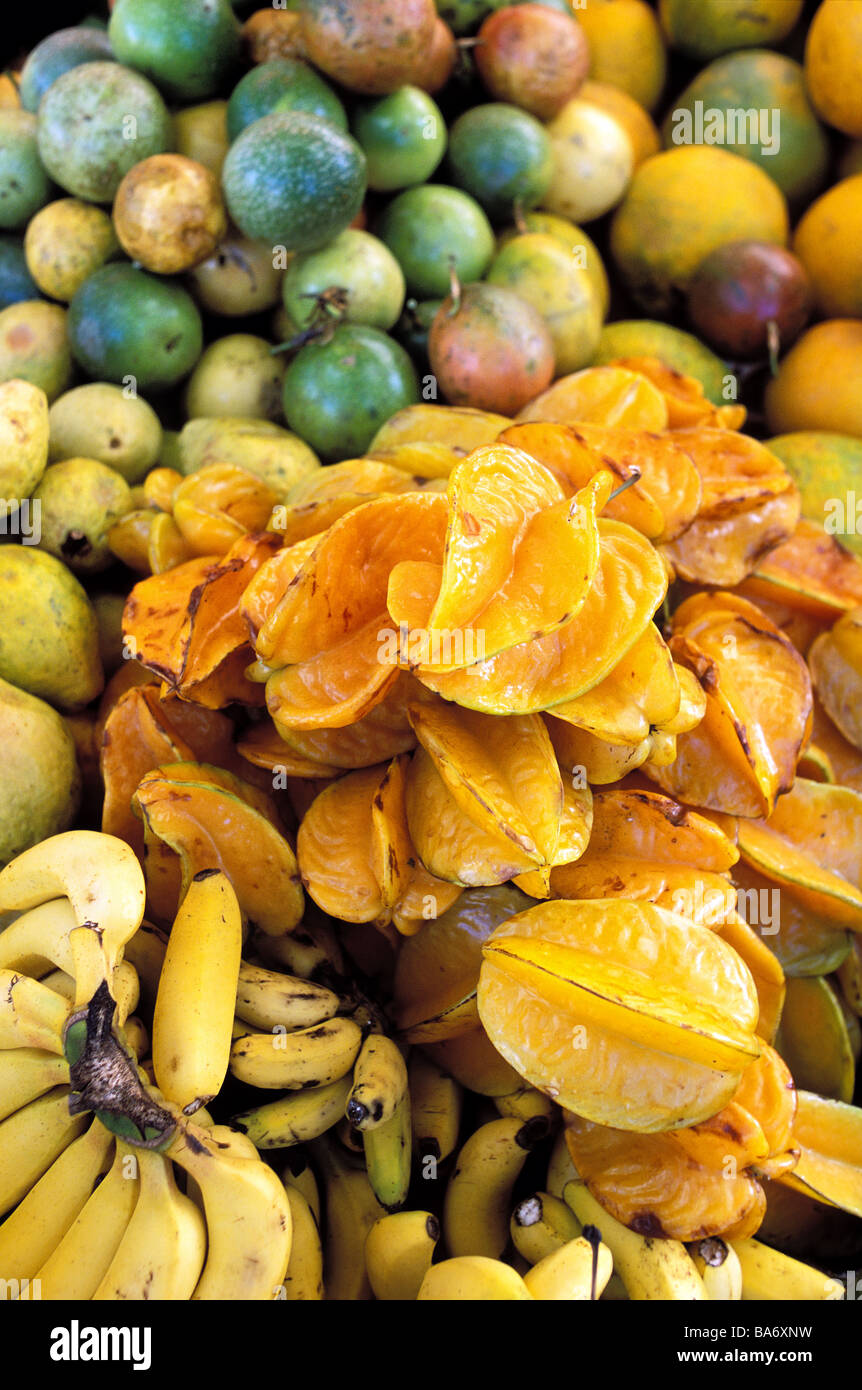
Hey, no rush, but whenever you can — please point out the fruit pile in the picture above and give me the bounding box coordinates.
[1,0,862,1303]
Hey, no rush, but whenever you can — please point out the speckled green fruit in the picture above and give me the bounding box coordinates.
[447,104,554,222]
[18,25,114,113]
[0,678,80,869]
[0,111,52,231]
[352,86,446,191]
[283,229,406,332]
[226,57,347,141]
[48,383,163,485]
[37,61,172,204]
[184,335,286,421]
[33,458,133,575]
[69,265,202,392]
[0,300,72,402]
[109,0,241,103]
[376,184,495,299]
[0,546,103,709]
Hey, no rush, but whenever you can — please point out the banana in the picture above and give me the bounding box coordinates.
[0,1085,86,1216]
[336,1114,366,1154]
[232,1016,264,1040]
[122,920,167,1019]
[0,1118,113,1280]
[523,1235,613,1301]
[409,1050,463,1168]
[236,961,340,1031]
[365,1210,440,1300]
[0,898,78,977]
[364,1089,412,1210]
[108,959,140,1025]
[689,1237,743,1301]
[282,1150,321,1224]
[510,1191,582,1266]
[36,969,75,1000]
[168,1120,292,1300]
[312,1136,386,1301]
[418,1256,534,1301]
[563,1182,707,1301]
[229,1016,362,1090]
[444,1115,550,1259]
[123,1015,149,1060]
[494,1088,556,1122]
[255,919,345,979]
[279,1184,323,1300]
[36,1142,140,1299]
[731,1237,845,1300]
[546,1127,579,1198]
[0,969,69,1053]
[233,1073,353,1148]
[93,1147,207,1300]
[152,869,242,1113]
[346,1034,408,1131]
[0,831,146,998]
[0,1047,69,1123]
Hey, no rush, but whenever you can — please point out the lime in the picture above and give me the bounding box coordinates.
[376,184,494,298]
[226,58,347,141]
[37,62,171,204]
[0,237,41,309]
[109,0,241,103]
[352,86,447,191]
[283,229,406,332]
[447,104,553,221]
[282,324,420,462]
[0,111,52,231]
[69,264,203,392]
[222,111,366,252]
[18,26,114,113]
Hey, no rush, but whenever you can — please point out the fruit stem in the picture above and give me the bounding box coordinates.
[446,258,462,317]
[766,319,780,377]
[607,468,641,502]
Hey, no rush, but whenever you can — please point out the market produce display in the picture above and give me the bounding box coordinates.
[1,0,861,1305]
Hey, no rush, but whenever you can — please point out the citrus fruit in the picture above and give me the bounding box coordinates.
[427,282,555,414]
[68,264,203,392]
[767,432,862,557]
[764,321,862,437]
[0,300,72,401]
[578,0,666,112]
[222,111,366,252]
[659,0,804,60]
[376,185,495,299]
[109,0,241,102]
[498,210,609,317]
[225,57,347,141]
[24,199,119,302]
[113,154,227,275]
[37,61,171,204]
[18,25,114,113]
[486,232,603,375]
[578,80,660,169]
[805,0,862,139]
[0,111,51,231]
[610,146,789,315]
[687,242,812,361]
[474,4,589,120]
[591,320,729,405]
[298,0,438,96]
[542,99,634,224]
[793,174,862,319]
[0,237,40,309]
[282,229,405,332]
[447,104,553,222]
[282,323,420,462]
[662,51,829,207]
[351,87,446,192]
[189,233,283,318]
[172,101,230,180]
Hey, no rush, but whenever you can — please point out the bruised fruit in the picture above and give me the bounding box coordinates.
[428,282,554,415]
[475,4,589,120]
[24,199,119,303]
[48,383,162,485]
[113,154,228,276]
[687,241,812,361]
[32,458,132,575]
[298,0,438,96]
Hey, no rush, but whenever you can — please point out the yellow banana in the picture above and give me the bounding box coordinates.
[546,1127,579,1197]
[122,920,167,1019]
[312,1136,386,1301]
[418,1256,534,1300]
[0,1085,86,1215]
[283,1151,321,1224]
[523,1235,613,1300]
[93,1147,206,1300]
[123,1015,149,1060]
[255,919,344,979]
[229,1016,362,1090]
[233,1073,353,1148]
[365,1210,440,1300]
[152,869,242,1113]
[336,1114,366,1154]
[36,1142,140,1299]
[236,961,340,1031]
[346,1034,408,1131]
[0,969,69,1053]
[0,831,146,997]
[510,1191,582,1266]
[494,1088,555,1122]
[563,1182,707,1301]
[364,1089,412,1210]
[0,1118,113,1280]
[409,1050,463,1168]
[689,1238,743,1300]
[0,1046,69,1123]
[279,1184,323,1301]
[35,969,75,1000]
[444,1115,550,1259]
[169,1120,292,1300]
[732,1237,845,1300]
[0,898,77,977]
